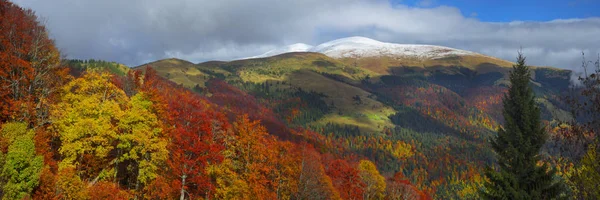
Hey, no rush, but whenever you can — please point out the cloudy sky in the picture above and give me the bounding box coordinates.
[12,0,600,71]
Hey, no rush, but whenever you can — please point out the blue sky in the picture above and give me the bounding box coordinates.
[396,0,600,22]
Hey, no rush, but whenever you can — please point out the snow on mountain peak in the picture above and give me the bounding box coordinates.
[246,36,477,60]
[312,36,476,59]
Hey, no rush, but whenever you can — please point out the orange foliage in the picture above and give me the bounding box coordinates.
[34,129,57,169]
[88,181,131,200]
[32,167,58,200]
[55,167,88,199]
[0,0,68,125]
[144,176,178,200]
[296,145,340,200]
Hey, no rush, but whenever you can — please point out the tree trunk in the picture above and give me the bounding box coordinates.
[180,174,187,200]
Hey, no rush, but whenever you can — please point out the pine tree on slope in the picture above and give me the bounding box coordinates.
[480,53,564,199]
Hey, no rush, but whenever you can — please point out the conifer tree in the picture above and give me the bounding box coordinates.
[480,53,564,199]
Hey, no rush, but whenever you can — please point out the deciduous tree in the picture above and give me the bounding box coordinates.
[50,72,127,181]
[296,146,340,200]
[572,143,600,198]
[358,160,386,200]
[566,53,600,199]
[325,159,364,200]
[163,88,227,200]
[116,92,168,192]
[55,167,88,199]
[0,122,43,200]
[87,181,131,200]
[0,0,68,125]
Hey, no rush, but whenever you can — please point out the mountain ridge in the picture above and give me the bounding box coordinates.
[121,39,572,198]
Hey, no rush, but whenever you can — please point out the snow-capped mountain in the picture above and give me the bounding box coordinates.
[311,37,476,59]
[247,36,477,59]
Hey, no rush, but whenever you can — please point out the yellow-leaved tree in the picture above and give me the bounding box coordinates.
[210,115,306,200]
[51,72,128,181]
[116,92,168,191]
[211,115,277,199]
[573,143,600,198]
[358,160,386,200]
[50,72,167,197]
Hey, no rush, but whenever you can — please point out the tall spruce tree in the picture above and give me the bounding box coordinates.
[480,53,564,199]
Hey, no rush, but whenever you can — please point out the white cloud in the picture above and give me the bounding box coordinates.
[12,0,600,70]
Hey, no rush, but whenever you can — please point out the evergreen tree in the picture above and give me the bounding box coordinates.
[480,53,564,199]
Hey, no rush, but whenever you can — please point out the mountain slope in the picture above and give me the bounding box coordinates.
[137,37,572,134]
[135,58,211,88]
[247,36,517,76]
[133,37,573,198]
[139,52,395,132]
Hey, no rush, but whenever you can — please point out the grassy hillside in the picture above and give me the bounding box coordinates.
[286,70,395,132]
[134,58,210,88]
[138,52,572,134]
[140,53,394,132]
[137,51,573,198]
[336,54,514,75]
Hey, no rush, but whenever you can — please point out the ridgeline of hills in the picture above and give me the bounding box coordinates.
[68,37,573,198]
[134,37,572,134]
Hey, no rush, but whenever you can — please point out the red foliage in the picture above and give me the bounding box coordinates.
[386,171,432,200]
[378,83,501,140]
[0,0,67,124]
[325,159,365,200]
[34,129,58,169]
[0,0,34,120]
[138,67,228,198]
[112,70,143,97]
[464,86,506,121]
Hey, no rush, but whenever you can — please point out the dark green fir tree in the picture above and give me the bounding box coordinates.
[480,52,564,199]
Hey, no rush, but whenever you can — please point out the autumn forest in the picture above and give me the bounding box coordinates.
[1,0,599,199]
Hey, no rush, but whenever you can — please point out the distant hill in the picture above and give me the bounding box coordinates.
[135,37,572,134]
[134,58,211,88]
[133,37,573,198]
